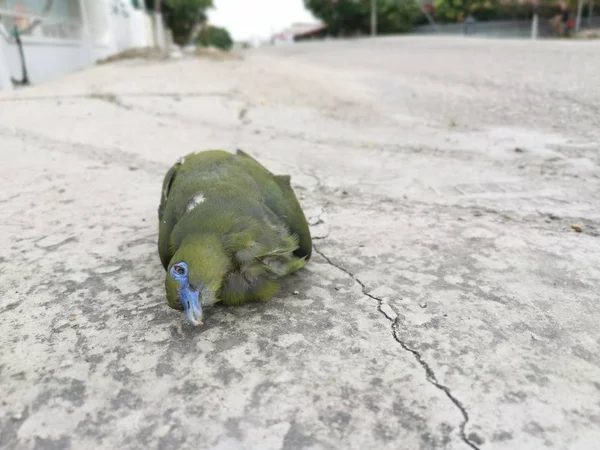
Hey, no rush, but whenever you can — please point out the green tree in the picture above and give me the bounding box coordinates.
[196,25,234,50]
[163,0,214,45]
[304,0,421,36]
[377,0,422,32]
[431,0,576,23]
[432,0,499,22]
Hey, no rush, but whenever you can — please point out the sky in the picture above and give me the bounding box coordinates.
[208,0,318,42]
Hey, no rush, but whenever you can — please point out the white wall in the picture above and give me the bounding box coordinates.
[129,8,153,48]
[0,0,157,91]
[109,2,131,52]
[2,37,92,85]
[95,0,156,56]
[0,5,94,86]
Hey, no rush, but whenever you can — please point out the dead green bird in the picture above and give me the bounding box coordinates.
[158,149,312,326]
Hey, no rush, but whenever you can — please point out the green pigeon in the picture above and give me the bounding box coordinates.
[157,149,312,326]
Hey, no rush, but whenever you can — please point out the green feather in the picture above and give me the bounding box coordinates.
[158,149,312,320]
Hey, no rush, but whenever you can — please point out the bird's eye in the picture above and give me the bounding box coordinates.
[173,264,186,276]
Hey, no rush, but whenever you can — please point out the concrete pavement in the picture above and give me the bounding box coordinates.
[1,36,599,450]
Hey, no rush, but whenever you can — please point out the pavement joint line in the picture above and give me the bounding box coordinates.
[0,124,166,176]
[0,91,233,101]
[310,201,331,241]
[2,95,528,165]
[2,94,498,162]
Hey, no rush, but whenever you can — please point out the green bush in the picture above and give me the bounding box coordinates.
[196,25,234,51]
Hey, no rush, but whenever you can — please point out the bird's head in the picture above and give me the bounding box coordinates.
[166,260,204,326]
[165,234,231,327]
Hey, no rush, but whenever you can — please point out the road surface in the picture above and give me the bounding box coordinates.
[1,36,599,450]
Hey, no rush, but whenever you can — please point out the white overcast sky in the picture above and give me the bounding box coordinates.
[208,0,318,41]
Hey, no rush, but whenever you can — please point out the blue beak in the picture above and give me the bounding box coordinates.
[181,287,203,326]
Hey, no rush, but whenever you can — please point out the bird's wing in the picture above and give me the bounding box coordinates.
[236,149,275,175]
[158,158,184,269]
[271,174,312,260]
[235,149,312,260]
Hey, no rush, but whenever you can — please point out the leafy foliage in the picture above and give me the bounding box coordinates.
[377,0,423,32]
[433,0,495,22]
[196,25,234,50]
[432,0,579,23]
[304,0,421,35]
[306,0,596,30]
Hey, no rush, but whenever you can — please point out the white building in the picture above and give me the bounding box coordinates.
[0,0,164,91]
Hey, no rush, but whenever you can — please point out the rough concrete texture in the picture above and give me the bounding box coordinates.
[1,36,599,450]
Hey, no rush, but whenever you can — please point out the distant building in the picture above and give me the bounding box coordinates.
[0,0,165,91]
[271,22,327,45]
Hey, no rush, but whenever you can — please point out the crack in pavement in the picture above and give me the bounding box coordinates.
[303,170,331,241]
[313,245,481,450]
[309,203,330,241]
[89,92,132,110]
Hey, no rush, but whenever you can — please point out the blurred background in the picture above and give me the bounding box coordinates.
[0,0,598,90]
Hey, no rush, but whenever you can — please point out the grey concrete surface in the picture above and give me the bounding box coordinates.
[1,36,599,450]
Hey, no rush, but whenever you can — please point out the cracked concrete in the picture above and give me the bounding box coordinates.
[314,245,478,449]
[1,36,600,450]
